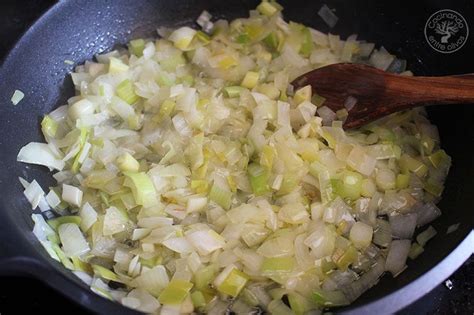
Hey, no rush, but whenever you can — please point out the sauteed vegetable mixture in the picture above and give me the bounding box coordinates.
[18,2,451,314]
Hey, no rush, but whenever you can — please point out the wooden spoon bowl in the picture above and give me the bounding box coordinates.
[292,63,474,129]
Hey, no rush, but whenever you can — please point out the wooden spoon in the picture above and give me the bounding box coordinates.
[292,63,474,129]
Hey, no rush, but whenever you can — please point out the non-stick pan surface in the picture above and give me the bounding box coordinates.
[0,1,472,314]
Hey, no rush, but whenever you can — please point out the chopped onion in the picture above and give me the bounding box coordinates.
[317,4,338,28]
[62,184,83,207]
[414,202,441,227]
[17,142,65,171]
[11,89,25,105]
[389,213,417,239]
[58,223,90,257]
[385,240,411,276]
[343,96,357,112]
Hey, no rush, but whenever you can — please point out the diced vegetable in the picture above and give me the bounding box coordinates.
[58,223,90,257]
[214,265,249,297]
[11,89,25,105]
[158,279,193,305]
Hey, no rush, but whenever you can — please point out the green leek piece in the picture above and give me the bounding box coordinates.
[260,145,275,169]
[209,183,232,210]
[109,57,129,74]
[331,171,362,200]
[195,264,218,290]
[396,173,410,189]
[257,1,278,16]
[52,244,75,270]
[240,288,260,307]
[248,163,270,196]
[370,126,396,142]
[71,256,92,273]
[288,293,313,315]
[263,32,279,50]
[160,54,186,72]
[312,93,326,106]
[300,27,314,57]
[191,290,207,308]
[156,72,175,86]
[41,115,58,138]
[293,85,311,105]
[116,79,139,104]
[127,112,140,130]
[241,71,259,89]
[424,179,444,197]
[236,33,251,44]
[153,99,176,123]
[334,246,357,270]
[261,257,295,275]
[92,264,123,283]
[129,38,145,57]
[123,172,159,207]
[216,268,249,297]
[244,24,264,41]
[399,154,428,177]
[70,127,89,172]
[224,86,244,98]
[158,279,193,305]
[428,150,450,169]
[181,74,194,85]
[139,256,161,268]
[256,83,279,100]
[191,180,209,194]
[408,242,424,260]
[117,152,140,172]
[48,216,82,231]
[313,289,350,307]
[196,31,211,44]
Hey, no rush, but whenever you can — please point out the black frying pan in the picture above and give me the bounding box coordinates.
[0,0,472,314]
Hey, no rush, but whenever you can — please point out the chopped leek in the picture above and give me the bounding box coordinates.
[129,38,145,57]
[41,115,58,138]
[257,1,278,16]
[248,163,270,195]
[209,184,232,210]
[241,71,259,89]
[214,265,249,297]
[116,79,139,104]
[123,172,159,207]
[158,279,193,305]
[117,152,140,172]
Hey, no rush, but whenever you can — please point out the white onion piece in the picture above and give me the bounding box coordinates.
[58,223,90,257]
[350,222,373,249]
[340,257,385,302]
[414,202,441,227]
[317,106,336,125]
[344,96,357,112]
[62,184,83,207]
[389,213,417,239]
[317,4,338,28]
[126,289,161,313]
[385,240,411,276]
[17,142,65,171]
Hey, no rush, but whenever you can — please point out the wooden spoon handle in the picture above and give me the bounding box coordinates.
[386,74,474,105]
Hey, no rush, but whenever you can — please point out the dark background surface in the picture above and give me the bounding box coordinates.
[0,1,472,314]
